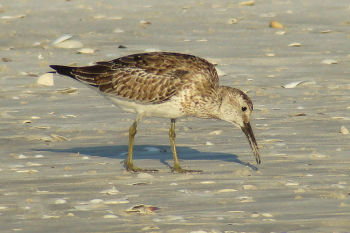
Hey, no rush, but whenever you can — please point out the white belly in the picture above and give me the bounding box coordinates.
[108,96,185,119]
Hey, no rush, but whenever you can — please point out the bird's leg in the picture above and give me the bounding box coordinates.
[125,121,157,173]
[169,119,202,173]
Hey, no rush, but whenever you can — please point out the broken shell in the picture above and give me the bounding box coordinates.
[282,80,305,88]
[239,1,255,6]
[269,21,284,29]
[340,126,349,135]
[77,48,95,54]
[103,214,119,219]
[288,42,302,47]
[37,73,54,86]
[321,59,337,65]
[51,34,72,45]
[1,15,26,19]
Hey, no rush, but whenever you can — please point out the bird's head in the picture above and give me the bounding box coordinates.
[218,86,261,164]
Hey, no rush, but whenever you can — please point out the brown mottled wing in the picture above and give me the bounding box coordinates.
[52,52,219,104]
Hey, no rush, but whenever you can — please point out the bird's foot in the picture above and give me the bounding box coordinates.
[171,164,202,173]
[125,161,158,173]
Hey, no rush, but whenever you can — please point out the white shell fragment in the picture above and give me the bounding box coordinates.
[321,59,338,65]
[51,34,72,45]
[37,73,54,86]
[239,1,255,6]
[103,214,119,219]
[282,81,305,88]
[1,15,26,19]
[340,126,349,135]
[288,42,302,47]
[77,48,95,54]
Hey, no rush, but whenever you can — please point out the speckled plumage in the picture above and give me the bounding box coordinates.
[50,52,260,172]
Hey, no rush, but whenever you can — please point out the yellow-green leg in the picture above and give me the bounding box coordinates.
[169,119,202,173]
[125,121,157,173]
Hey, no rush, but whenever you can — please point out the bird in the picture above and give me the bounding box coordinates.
[50,52,261,173]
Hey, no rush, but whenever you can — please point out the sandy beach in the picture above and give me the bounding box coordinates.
[1,0,350,232]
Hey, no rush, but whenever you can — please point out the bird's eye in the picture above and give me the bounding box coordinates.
[242,106,247,112]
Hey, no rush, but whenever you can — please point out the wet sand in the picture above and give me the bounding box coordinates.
[1,0,350,232]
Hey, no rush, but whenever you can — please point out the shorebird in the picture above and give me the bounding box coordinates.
[50,52,261,173]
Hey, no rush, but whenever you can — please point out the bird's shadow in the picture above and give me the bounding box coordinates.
[34,145,258,171]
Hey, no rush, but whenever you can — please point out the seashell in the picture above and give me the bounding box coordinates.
[321,59,337,65]
[77,48,95,54]
[269,21,284,29]
[1,15,26,19]
[217,189,238,193]
[37,73,54,86]
[282,80,305,88]
[288,42,302,47]
[51,34,72,45]
[340,126,349,135]
[103,214,119,219]
[239,1,255,6]
[206,141,214,146]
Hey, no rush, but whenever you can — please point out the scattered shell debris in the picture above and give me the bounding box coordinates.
[37,73,54,86]
[125,204,159,215]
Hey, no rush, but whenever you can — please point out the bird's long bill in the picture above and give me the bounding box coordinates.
[241,122,261,164]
